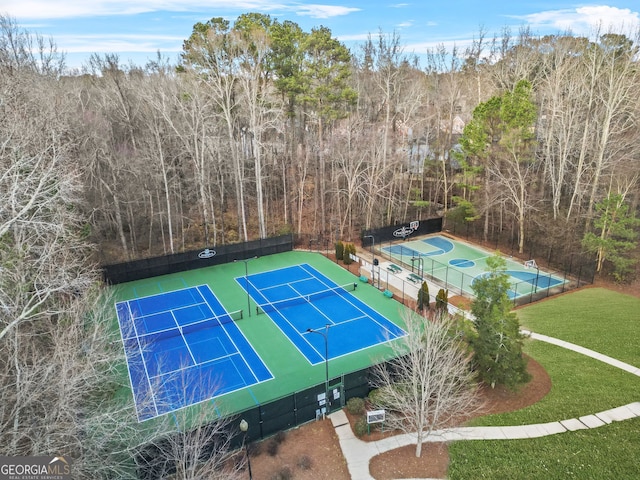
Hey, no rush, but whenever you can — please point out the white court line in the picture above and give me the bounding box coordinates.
[196,285,274,384]
[171,309,197,366]
[125,300,160,419]
[299,264,406,340]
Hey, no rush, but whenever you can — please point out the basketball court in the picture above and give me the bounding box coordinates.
[381,235,566,298]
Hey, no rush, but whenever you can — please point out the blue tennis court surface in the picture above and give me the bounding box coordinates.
[237,264,406,365]
[116,285,273,421]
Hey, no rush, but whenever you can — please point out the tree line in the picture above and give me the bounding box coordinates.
[4,14,639,268]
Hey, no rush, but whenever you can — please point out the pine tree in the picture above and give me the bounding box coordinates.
[470,255,530,389]
[417,281,429,312]
[582,193,640,281]
[435,288,448,312]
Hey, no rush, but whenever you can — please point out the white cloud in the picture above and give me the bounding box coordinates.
[336,32,371,42]
[396,21,413,28]
[5,1,165,19]
[3,0,359,20]
[57,33,185,53]
[515,5,640,36]
[294,4,361,19]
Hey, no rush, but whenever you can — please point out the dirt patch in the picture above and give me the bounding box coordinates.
[248,419,350,480]
[369,443,449,480]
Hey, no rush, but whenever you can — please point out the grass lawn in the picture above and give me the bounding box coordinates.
[517,287,639,366]
[448,417,640,480]
[448,287,640,479]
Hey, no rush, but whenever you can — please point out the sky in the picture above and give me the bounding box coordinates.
[3,1,640,71]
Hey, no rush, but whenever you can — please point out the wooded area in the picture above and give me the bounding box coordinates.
[1,11,639,476]
[4,14,639,267]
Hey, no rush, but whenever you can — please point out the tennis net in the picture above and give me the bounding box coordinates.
[133,309,243,344]
[256,283,356,315]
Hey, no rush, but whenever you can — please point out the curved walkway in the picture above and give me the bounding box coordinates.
[330,330,640,480]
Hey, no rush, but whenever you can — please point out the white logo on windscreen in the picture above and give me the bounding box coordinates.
[198,248,216,259]
[393,226,414,238]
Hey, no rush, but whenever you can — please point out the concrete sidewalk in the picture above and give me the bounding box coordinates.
[330,330,640,480]
[359,259,470,320]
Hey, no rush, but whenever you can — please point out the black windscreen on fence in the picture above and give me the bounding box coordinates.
[362,217,442,246]
[343,369,371,399]
[259,395,297,438]
[102,235,293,284]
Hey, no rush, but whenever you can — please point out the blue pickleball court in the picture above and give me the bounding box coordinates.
[116,285,273,421]
[237,264,406,365]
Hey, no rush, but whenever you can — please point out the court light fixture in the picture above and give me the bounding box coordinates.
[239,419,253,479]
[306,324,331,415]
[363,235,378,288]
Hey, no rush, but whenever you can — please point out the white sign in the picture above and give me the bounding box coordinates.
[393,224,417,238]
[198,248,216,259]
[367,409,386,424]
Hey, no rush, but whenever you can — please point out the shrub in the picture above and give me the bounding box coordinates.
[367,388,382,406]
[246,441,261,457]
[270,465,293,480]
[335,240,344,260]
[417,281,430,312]
[274,430,286,444]
[435,288,449,312]
[297,454,312,470]
[354,417,368,437]
[343,243,355,264]
[266,437,279,456]
[346,397,365,415]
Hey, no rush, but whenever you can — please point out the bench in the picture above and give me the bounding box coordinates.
[407,273,422,284]
[359,275,369,283]
[383,289,393,298]
[387,263,402,274]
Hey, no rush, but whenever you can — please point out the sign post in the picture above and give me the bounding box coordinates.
[366,409,386,434]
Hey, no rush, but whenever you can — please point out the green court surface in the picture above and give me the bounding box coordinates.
[382,235,566,299]
[110,251,409,419]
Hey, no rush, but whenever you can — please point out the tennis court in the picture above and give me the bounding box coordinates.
[236,264,406,365]
[382,235,566,299]
[116,285,273,421]
[112,252,409,423]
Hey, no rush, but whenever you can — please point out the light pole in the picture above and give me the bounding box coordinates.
[234,256,257,317]
[363,234,376,287]
[306,324,331,414]
[239,419,252,479]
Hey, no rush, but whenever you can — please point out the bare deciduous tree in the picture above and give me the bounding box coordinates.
[369,310,479,457]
